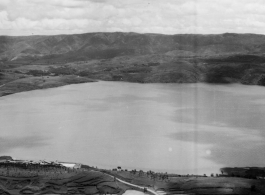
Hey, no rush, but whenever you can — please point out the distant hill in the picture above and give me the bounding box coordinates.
[1,32,265,62]
[1,32,265,93]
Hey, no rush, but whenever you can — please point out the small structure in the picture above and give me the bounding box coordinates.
[59,162,81,169]
[117,166,122,171]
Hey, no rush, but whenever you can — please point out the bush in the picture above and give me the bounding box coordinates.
[250,185,256,192]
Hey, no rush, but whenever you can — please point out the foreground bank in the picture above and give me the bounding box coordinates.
[0,156,265,195]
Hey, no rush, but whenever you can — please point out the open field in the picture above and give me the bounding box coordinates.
[101,170,265,195]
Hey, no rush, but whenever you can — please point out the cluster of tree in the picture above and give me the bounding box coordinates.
[0,161,79,178]
[48,66,77,75]
[23,66,78,77]
[220,167,265,179]
[130,169,169,181]
[27,70,49,76]
[120,66,151,74]
[176,174,207,177]
[78,70,94,77]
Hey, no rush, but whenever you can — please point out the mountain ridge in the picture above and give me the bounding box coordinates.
[1,32,265,96]
[2,32,265,62]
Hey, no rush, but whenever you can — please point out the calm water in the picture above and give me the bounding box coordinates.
[1,81,265,175]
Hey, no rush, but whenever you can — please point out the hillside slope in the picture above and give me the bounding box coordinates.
[2,32,265,62]
[1,32,265,96]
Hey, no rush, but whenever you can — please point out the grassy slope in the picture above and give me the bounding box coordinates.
[0,170,132,195]
[2,32,265,96]
[2,53,265,97]
[65,53,265,85]
[99,170,265,195]
[1,168,265,195]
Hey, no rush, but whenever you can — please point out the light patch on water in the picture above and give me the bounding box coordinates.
[206,150,211,155]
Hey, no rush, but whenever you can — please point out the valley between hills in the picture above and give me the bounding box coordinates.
[1,32,265,194]
[1,32,265,96]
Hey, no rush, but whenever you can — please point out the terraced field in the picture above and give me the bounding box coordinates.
[0,170,130,195]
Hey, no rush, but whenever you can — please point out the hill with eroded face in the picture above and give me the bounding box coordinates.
[1,32,265,96]
[2,32,265,62]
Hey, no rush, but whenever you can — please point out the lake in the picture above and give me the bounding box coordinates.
[1,81,265,175]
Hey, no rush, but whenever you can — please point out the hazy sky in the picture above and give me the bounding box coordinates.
[0,0,264,36]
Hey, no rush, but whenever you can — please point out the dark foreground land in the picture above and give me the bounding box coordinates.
[2,32,265,96]
[104,169,265,195]
[2,172,265,195]
[0,170,130,195]
[1,157,265,195]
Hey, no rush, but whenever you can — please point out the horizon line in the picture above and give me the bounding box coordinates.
[1,31,265,37]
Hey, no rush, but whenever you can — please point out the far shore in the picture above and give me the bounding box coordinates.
[1,73,263,98]
[0,75,96,97]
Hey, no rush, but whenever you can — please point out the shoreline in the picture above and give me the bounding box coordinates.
[1,75,264,98]
[0,157,265,195]
[0,75,96,97]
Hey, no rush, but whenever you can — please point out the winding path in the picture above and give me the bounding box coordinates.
[115,177,160,195]
[101,171,162,195]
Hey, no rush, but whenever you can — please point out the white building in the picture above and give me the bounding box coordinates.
[59,162,81,169]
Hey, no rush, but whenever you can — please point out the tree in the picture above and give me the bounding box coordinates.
[250,185,256,192]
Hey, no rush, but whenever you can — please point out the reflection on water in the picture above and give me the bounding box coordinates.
[0,81,265,175]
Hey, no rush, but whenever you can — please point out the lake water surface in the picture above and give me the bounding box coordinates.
[1,81,265,175]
